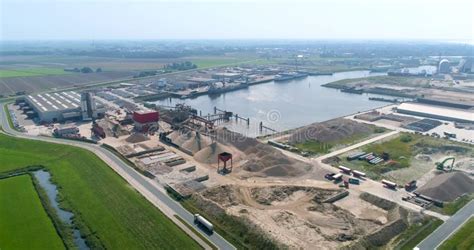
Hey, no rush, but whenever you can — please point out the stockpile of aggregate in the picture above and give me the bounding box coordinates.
[125,133,149,143]
[417,172,474,202]
[288,118,373,144]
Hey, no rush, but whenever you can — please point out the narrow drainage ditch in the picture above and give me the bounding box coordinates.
[33,169,89,250]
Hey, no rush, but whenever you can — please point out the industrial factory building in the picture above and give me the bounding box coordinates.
[133,110,160,132]
[23,91,105,122]
[396,102,474,123]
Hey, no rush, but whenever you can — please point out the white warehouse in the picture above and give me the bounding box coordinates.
[24,91,105,122]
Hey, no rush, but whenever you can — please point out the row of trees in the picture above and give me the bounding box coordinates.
[64,67,102,73]
[164,61,197,71]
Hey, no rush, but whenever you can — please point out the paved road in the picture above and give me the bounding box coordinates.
[0,105,235,250]
[417,200,474,250]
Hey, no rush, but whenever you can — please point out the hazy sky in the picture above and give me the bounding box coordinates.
[1,0,473,41]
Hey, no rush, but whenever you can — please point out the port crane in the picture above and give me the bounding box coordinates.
[435,157,456,172]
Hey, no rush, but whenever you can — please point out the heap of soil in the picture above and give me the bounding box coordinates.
[194,142,235,164]
[213,128,312,177]
[168,130,212,154]
[417,172,474,202]
[125,133,149,143]
[288,118,373,144]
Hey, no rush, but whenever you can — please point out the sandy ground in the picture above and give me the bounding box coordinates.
[202,184,389,249]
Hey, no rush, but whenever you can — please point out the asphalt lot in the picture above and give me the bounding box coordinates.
[0,105,235,250]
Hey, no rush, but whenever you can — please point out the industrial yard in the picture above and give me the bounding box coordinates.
[5,58,474,249]
[3,41,474,250]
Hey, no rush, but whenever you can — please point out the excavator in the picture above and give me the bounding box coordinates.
[435,157,456,172]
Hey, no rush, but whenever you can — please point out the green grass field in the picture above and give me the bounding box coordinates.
[439,217,474,250]
[0,175,64,250]
[394,218,443,250]
[188,56,260,68]
[0,133,200,249]
[336,132,473,181]
[294,127,387,156]
[0,68,71,78]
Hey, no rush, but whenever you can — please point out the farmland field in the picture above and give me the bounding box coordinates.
[188,56,258,68]
[0,133,200,249]
[0,175,64,250]
[0,71,134,96]
[0,68,71,78]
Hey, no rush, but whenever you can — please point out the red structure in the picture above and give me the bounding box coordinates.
[133,110,159,123]
[133,110,159,132]
[217,152,233,174]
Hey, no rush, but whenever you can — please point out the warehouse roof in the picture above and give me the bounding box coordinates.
[397,102,474,123]
[27,91,82,112]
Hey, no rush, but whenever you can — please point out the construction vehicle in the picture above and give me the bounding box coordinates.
[339,180,349,188]
[405,180,417,191]
[333,173,343,183]
[348,178,360,185]
[325,173,336,180]
[436,157,456,172]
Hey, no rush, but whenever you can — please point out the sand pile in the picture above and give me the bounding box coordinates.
[240,143,310,177]
[288,118,373,144]
[194,142,237,164]
[182,133,212,154]
[417,172,474,201]
[212,128,311,177]
[125,133,149,143]
[215,128,259,152]
[168,130,212,154]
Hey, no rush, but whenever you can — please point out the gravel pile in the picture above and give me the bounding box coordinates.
[288,118,373,144]
[417,172,474,202]
[125,133,149,143]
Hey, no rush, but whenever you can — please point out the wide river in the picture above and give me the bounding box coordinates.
[155,70,390,137]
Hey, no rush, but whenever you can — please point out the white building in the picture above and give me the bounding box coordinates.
[438,59,450,74]
[24,91,105,123]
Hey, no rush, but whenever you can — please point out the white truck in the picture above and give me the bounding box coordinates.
[194,214,214,232]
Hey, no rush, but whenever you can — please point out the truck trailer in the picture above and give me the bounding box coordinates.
[352,170,366,178]
[381,179,397,189]
[194,214,213,233]
[338,165,352,174]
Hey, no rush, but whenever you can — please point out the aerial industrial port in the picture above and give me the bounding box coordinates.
[3,45,473,249]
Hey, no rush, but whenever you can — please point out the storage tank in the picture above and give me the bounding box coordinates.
[194,214,213,232]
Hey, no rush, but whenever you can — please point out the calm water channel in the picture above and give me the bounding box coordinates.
[155,70,390,137]
[33,170,89,250]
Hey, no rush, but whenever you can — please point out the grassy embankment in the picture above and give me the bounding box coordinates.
[294,127,387,155]
[173,195,279,250]
[0,175,65,250]
[438,217,474,250]
[429,194,474,216]
[0,68,71,78]
[335,133,473,180]
[0,133,200,249]
[392,218,443,250]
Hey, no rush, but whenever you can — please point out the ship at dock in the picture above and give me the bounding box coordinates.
[208,81,249,95]
[274,72,308,82]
